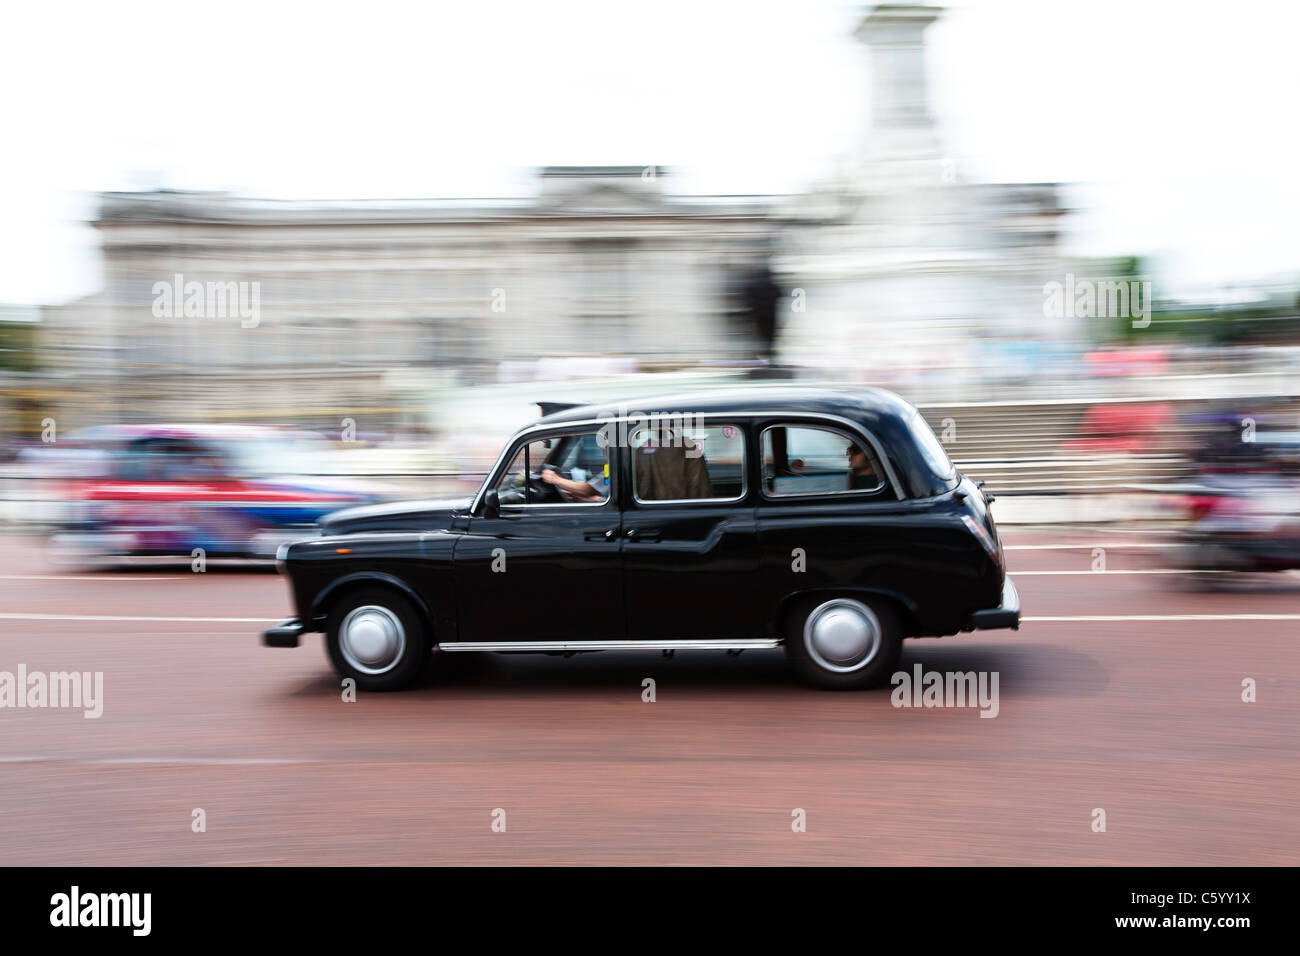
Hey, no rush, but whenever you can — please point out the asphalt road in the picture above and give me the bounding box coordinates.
[0,531,1295,865]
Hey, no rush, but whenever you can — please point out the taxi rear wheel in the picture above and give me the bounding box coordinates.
[325,587,430,691]
[785,595,902,690]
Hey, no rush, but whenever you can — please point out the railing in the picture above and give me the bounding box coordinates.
[5,393,1297,528]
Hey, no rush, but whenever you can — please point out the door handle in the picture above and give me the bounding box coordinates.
[585,529,617,541]
[625,528,661,541]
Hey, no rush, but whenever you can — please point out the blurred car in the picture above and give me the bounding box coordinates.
[1061,402,1172,454]
[263,386,1019,691]
[1175,414,1300,572]
[49,424,395,564]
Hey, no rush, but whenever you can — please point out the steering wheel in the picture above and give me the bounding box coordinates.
[526,468,563,503]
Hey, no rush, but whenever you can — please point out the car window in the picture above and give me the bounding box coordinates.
[908,409,956,483]
[762,424,887,497]
[630,423,745,502]
[220,436,317,477]
[164,440,226,481]
[116,440,165,481]
[117,438,224,482]
[495,430,611,505]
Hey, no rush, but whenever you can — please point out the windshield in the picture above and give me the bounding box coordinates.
[219,437,319,477]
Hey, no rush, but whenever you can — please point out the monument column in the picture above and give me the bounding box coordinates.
[855,3,943,164]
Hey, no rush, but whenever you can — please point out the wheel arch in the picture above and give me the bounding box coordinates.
[311,571,437,643]
[777,586,919,640]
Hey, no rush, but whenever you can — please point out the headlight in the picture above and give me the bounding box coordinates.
[275,542,291,574]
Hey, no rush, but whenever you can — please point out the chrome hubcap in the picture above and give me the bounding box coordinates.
[339,605,406,674]
[804,599,881,673]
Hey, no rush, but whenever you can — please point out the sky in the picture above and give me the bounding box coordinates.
[2,0,1298,305]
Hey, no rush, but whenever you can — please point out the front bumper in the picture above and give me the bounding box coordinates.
[967,576,1020,631]
[263,619,306,648]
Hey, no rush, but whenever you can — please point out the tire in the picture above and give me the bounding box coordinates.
[325,586,430,691]
[785,595,902,690]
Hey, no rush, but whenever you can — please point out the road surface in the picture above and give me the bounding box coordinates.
[0,531,1295,865]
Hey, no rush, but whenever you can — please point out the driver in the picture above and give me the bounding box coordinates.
[540,462,607,502]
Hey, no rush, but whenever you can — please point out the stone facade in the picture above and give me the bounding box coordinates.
[43,168,776,425]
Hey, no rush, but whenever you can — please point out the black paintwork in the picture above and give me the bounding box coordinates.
[267,386,1017,647]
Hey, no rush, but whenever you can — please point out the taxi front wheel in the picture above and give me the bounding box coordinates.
[785,596,902,690]
[325,587,430,691]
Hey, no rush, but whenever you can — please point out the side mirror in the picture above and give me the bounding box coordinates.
[483,489,500,519]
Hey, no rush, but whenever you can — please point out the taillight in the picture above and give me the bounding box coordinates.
[962,514,1001,564]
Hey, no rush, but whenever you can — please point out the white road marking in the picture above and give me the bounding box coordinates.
[4,610,1295,628]
[1011,569,1231,575]
[1024,614,1300,622]
[0,612,278,623]
[0,574,185,581]
[0,756,312,766]
[1004,543,1180,550]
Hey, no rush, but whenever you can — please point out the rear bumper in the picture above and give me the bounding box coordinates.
[263,619,306,648]
[967,576,1020,631]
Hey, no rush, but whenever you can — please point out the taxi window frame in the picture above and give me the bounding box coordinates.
[627,421,748,506]
[491,428,615,510]
[759,422,893,501]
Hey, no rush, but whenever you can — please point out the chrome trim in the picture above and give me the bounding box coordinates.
[338,604,407,675]
[470,410,906,513]
[500,500,610,510]
[803,598,882,674]
[629,494,747,506]
[437,638,781,652]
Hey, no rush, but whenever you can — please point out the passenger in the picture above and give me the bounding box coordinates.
[635,429,711,500]
[847,443,878,490]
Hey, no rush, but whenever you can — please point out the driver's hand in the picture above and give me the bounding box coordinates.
[540,468,559,484]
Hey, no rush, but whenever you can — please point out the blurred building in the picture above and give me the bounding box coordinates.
[776,2,1069,390]
[42,1,1069,428]
[44,169,775,426]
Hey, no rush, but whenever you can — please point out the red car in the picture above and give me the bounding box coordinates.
[49,424,394,563]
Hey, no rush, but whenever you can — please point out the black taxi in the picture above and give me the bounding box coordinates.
[263,387,1019,690]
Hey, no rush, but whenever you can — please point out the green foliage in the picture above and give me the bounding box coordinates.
[0,321,38,372]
